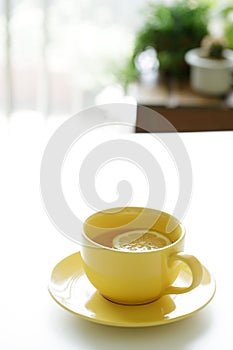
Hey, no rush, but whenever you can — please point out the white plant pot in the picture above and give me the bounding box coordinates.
[185,48,233,96]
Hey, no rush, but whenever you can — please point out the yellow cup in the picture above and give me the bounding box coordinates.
[80,207,203,305]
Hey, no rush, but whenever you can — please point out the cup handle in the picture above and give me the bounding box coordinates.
[164,252,203,295]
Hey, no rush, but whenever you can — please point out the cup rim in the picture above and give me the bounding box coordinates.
[82,207,185,253]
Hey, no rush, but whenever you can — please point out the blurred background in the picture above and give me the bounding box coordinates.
[1,0,233,120]
[0,0,148,120]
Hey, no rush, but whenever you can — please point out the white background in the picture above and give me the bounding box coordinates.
[1,114,233,349]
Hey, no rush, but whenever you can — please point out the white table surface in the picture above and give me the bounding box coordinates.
[1,114,233,350]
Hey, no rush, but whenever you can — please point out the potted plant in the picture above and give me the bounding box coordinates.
[116,0,211,90]
[185,35,233,95]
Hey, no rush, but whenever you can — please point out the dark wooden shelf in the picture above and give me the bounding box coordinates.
[130,79,233,132]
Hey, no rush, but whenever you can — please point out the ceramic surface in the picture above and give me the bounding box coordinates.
[48,252,216,327]
[185,48,233,95]
[81,207,203,304]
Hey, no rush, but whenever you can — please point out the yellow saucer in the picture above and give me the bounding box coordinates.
[48,252,215,327]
